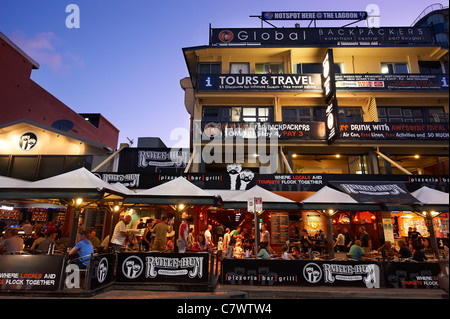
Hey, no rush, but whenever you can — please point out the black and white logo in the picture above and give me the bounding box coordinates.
[97,257,108,283]
[303,262,322,284]
[19,132,38,151]
[122,256,144,279]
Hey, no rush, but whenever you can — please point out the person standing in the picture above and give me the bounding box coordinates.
[334,229,345,252]
[152,217,172,252]
[110,215,132,253]
[343,227,353,252]
[178,214,189,253]
[223,228,231,251]
[204,224,214,248]
[260,224,271,252]
[142,219,155,251]
[359,226,372,254]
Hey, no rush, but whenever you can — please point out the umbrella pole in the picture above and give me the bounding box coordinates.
[325,215,335,260]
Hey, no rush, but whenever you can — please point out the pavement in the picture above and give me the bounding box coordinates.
[1,284,448,300]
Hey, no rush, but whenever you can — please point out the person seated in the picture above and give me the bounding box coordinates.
[34,230,58,254]
[0,228,24,254]
[191,235,208,252]
[396,240,412,259]
[257,242,270,259]
[281,245,295,260]
[348,240,365,261]
[377,240,398,260]
[68,230,94,269]
[412,242,428,262]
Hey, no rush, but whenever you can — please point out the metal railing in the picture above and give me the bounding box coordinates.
[411,3,448,26]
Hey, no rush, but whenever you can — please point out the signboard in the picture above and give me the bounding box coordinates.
[383,262,440,289]
[115,252,209,283]
[322,49,338,144]
[118,148,190,173]
[262,11,368,20]
[88,254,115,291]
[330,181,419,203]
[199,74,321,92]
[211,27,435,47]
[96,172,449,193]
[339,123,449,141]
[336,74,450,91]
[382,218,395,244]
[222,258,380,288]
[201,121,326,140]
[271,212,290,244]
[0,255,64,291]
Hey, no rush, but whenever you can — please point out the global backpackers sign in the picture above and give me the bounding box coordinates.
[211,27,435,47]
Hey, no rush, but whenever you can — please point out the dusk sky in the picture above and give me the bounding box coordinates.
[0,0,444,148]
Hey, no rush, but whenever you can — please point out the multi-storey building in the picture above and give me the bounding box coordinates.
[180,9,449,251]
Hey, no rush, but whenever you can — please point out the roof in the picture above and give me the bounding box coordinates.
[0,32,40,69]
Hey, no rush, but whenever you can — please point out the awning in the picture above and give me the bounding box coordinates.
[124,177,220,205]
[329,181,419,206]
[411,186,449,213]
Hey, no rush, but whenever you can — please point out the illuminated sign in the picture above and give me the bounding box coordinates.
[322,49,338,144]
[262,11,368,21]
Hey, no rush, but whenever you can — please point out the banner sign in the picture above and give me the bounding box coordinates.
[199,74,321,92]
[222,258,380,288]
[336,74,450,91]
[262,11,368,21]
[88,254,115,291]
[201,121,325,140]
[0,255,64,291]
[382,262,440,289]
[115,252,209,283]
[211,27,435,47]
[330,181,419,203]
[118,148,190,173]
[96,172,449,193]
[339,123,449,140]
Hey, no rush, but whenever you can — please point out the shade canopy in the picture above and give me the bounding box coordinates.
[411,186,449,213]
[0,167,121,199]
[224,185,299,210]
[0,175,31,188]
[124,177,219,205]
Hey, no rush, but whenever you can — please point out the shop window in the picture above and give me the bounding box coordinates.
[198,63,221,74]
[339,107,364,123]
[381,62,409,74]
[230,63,249,74]
[419,61,443,74]
[255,63,284,74]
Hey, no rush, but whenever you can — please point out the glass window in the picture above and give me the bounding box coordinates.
[198,63,221,74]
[255,63,284,74]
[428,108,448,122]
[381,63,409,74]
[203,107,219,122]
[338,107,364,123]
[419,61,442,74]
[38,156,65,180]
[282,107,325,122]
[64,156,92,172]
[0,156,10,176]
[301,63,322,73]
[395,63,409,74]
[230,63,249,74]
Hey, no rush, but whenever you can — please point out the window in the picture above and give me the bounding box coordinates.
[198,63,221,74]
[296,63,343,74]
[282,107,325,122]
[230,63,249,74]
[203,106,273,122]
[378,107,448,123]
[419,61,443,74]
[339,107,364,123]
[255,63,284,74]
[381,62,409,74]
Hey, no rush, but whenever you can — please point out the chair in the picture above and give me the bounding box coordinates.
[66,254,93,290]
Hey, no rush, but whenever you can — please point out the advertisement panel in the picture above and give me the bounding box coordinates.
[382,262,441,289]
[261,11,368,20]
[116,252,209,283]
[336,74,449,90]
[211,27,435,47]
[222,258,380,288]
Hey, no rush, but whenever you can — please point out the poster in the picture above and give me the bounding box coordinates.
[382,218,395,245]
[271,212,290,244]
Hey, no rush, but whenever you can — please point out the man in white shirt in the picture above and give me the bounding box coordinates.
[204,224,214,248]
[110,215,132,252]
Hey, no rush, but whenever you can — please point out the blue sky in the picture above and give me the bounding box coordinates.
[0,0,443,148]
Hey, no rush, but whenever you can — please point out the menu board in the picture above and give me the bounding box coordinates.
[434,217,449,238]
[271,212,289,244]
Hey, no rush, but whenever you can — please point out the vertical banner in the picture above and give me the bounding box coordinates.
[322,49,339,144]
[382,218,396,246]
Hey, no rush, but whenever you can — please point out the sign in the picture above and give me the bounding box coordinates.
[199,74,321,92]
[201,121,326,140]
[339,123,449,141]
[254,197,263,213]
[118,148,190,173]
[116,252,209,283]
[18,132,38,151]
[382,218,395,244]
[322,49,338,144]
[211,27,435,47]
[330,181,419,203]
[336,74,449,91]
[88,254,115,291]
[383,262,440,289]
[262,11,368,20]
[247,197,254,213]
[271,212,289,244]
[0,255,64,291]
[222,258,380,288]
